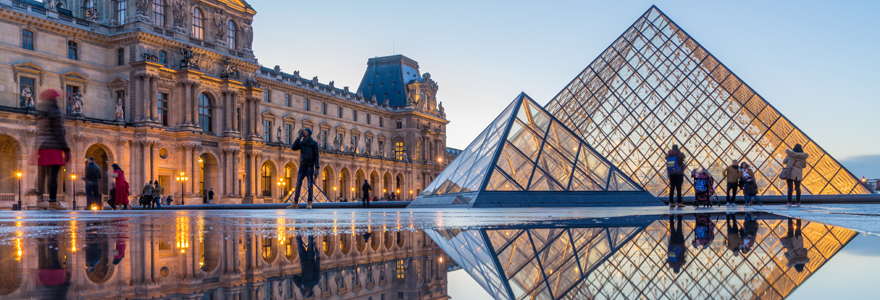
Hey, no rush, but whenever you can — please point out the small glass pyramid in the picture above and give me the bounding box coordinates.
[544,6,870,197]
[412,93,656,207]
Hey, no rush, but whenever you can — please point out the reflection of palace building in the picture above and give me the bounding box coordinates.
[0,219,449,299]
[0,0,448,208]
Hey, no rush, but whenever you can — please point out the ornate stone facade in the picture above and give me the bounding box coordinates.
[0,0,448,208]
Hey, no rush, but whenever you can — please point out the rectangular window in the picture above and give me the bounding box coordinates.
[379,117,383,127]
[353,110,358,122]
[321,102,326,114]
[264,120,272,141]
[304,99,310,111]
[117,48,125,66]
[236,107,242,130]
[158,92,168,126]
[395,142,404,160]
[416,142,420,161]
[152,0,164,27]
[320,130,327,148]
[367,113,371,125]
[67,41,78,60]
[21,29,33,50]
[285,94,291,107]
[337,106,343,118]
[117,0,127,24]
[19,77,35,108]
[264,90,270,102]
[284,124,292,144]
[158,50,166,64]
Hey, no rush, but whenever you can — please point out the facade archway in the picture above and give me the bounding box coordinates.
[338,168,351,201]
[261,162,275,198]
[0,135,21,195]
[200,231,220,273]
[395,173,404,199]
[340,234,352,255]
[283,163,296,197]
[199,153,219,202]
[370,230,381,251]
[261,236,277,264]
[384,231,393,250]
[284,235,298,261]
[321,166,335,200]
[0,242,21,296]
[396,231,406,248]
[84,144,112,194]
[322,235,335,257]
[369,171,380,198]
[383,172,392,199]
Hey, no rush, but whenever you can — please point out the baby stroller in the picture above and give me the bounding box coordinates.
[692,169,719,207]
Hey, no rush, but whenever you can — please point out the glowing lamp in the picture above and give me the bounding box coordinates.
[15,171,22,179]
[71,173,77,180]
[91,205,98,211]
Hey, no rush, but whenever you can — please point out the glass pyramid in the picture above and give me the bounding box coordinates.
[412,93,655,208]
[285,181,332,203]
[427,214,857,300]
[543,6,871,197]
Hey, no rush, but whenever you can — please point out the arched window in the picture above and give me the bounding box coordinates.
[227,20,237,48]
[152,0,164,27]
[191,7,204,39]
[21,29,33,50]
[198,93,212,132]
[284,166,293,195]
[261,163,272,197]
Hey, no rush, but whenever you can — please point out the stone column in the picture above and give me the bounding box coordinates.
[142,76,150,122]
[232,150,240,196]
[253,153,260,200]
[191,147,200,197]
[183,83,192,125]
[133,75,142,121]
[191,84,200,128]
[181,145,191,200]
[150,142,159,182]
[150,76,159,121]
[252,100,259,137]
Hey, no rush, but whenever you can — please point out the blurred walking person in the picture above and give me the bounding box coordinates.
[361,180,371,207]
[665,145,686,208]
[109,164,130,210]
[781,144,809,207]
[84,156,102,210]
[141,181,153,209]
[207,188,214,204]
[152,181,163,209]
[34,89,70,210]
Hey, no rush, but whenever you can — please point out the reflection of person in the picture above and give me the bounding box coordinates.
[361,180,371,208]
[293,234,321,298]
[666,215,687,273]
[725,213,742,256]
[741,212,760,254]
[36,227,70,299]
[781,218,810,272]
[34,89,70,210]
[288,128,320,209]
[85,222,102,272]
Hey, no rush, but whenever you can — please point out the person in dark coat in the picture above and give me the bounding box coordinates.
[288,128,320,209]
[84,156,102,210]
[666,145,686,208]
[293,234,321,297]
[361,180,371,207]
[207,188,214,204]
[34,89,70,210]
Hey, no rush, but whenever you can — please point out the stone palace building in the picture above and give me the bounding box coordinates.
[0,0,450,208]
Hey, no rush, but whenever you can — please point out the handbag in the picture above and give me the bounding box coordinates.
[779,167,792,181]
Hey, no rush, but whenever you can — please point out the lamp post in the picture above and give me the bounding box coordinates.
[15,171,22,211]
[70,173,77,210]
[409,190,413,201]
[176,172,188,205]
[277,178,286,203]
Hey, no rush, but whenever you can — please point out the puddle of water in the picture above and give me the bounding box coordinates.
[0,210,877,299]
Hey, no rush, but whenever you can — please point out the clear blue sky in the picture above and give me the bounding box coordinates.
[250,0,880,177]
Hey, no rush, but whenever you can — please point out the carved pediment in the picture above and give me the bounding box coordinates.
[334,125,347,132]
[260,111,276,119]
[363,130,374,137]
[61,70,90,93]
[107,76,129,89]
[282,114,297,123]
[13,61,46,86]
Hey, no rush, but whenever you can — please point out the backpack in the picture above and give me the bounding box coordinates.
[694,177,709,193]
[666,156,680,174]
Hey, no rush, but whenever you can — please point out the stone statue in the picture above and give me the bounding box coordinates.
[379,265,386,280]
[383,98,389,106]
[179,47,200,70]
[172,0,188,27]
[220,58,237,79]
[135,0,149,15]
[276,126,282,143]
[311,76,319,86]
[438,101,444,114]
[212,9,226,41]
[328,81,334,89]
[70,93,84,116]
[240,23,253,49]
[244,75,260,88]
[370,95,377,103]
[115,98,125,121]
[293,70,300,79]
[85,7,99,22]
[21,86,34,109]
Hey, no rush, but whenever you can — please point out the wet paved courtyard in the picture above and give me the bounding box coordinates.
[1,205,880,299]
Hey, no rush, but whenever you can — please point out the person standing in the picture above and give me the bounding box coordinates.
[141,181,154,209]
[152,181,163,210]
[207,188,214,204]
[361,180,371,208]
[782,144,809,207]
[740,162,761,206]
[665,145,686,208]
[723,161,742,206]
[287,128,320,209]
[34,89,70,211]
[108,183,117,210]
[84,156,102,210]
[109,164,130,210]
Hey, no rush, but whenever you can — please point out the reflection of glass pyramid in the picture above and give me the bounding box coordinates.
[544,6,870,197]
[285,181,332,203]
[428,215,857,300]
[411,93,657,207]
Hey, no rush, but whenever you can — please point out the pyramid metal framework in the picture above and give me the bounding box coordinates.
[427,215,857,300]
[544,6,871,197]
[412,93,656,208]
[285,181,332,203]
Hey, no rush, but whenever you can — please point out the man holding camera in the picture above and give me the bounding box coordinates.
[288,128,320,209]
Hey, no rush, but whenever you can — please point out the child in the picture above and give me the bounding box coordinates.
[740,162,761,206]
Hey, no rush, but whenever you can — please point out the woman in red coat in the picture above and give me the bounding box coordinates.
[109,163,130,209]
[35,89,69,210]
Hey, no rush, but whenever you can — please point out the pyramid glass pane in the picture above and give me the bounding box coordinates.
[427,214,858,300]
[544,6,869,196]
